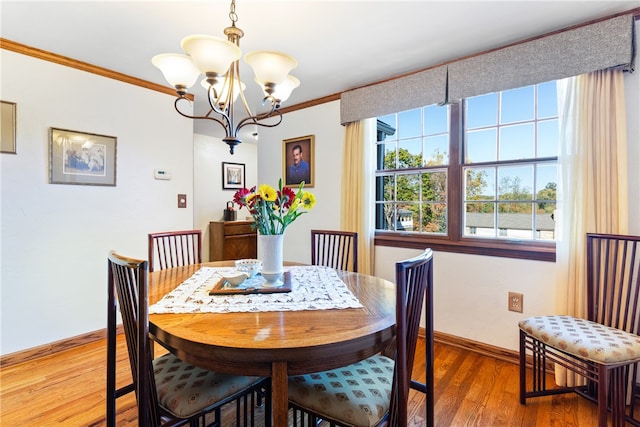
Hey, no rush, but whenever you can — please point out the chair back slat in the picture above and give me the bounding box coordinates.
[108,251,161,426]
[587,233,640,334]
[148,230,202,272]
[310,230,358,272]
[389,248,434,426]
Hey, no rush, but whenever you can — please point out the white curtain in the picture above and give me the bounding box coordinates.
[554,68,629,386]
[340,118,376,274]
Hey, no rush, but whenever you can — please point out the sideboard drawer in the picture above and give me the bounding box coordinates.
[224,222,255,236]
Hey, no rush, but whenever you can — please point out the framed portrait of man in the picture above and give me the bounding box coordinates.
[283,135,314,188]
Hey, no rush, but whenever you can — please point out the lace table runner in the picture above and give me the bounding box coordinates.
[149,265,363,314]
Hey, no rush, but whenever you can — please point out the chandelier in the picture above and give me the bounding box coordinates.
[152,0,299,154]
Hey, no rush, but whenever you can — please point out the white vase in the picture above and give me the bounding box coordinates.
[258,234,284,284]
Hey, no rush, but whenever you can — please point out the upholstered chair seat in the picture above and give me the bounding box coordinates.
[288,355,394,427]
[153,352,265,418]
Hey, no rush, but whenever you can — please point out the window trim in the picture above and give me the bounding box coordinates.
[374,101,557,262]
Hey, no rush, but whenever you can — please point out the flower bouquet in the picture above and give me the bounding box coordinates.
[233,179,316,235]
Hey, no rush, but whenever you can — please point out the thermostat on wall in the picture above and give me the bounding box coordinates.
[154,169,172,180]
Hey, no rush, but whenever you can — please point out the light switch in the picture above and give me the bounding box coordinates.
[178,194,187,208]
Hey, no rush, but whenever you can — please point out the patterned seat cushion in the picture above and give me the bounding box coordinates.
[153,352,264,418]
[288,354,394,427]
[519,315,640,364]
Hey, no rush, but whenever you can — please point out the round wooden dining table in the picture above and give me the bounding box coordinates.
[148,261,396,426]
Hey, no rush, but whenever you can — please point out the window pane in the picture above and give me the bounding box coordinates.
[396,173,420,201]
[397,203,416,231]
[498,165,533,201]
[375,175,395,202]
[422,203,447,234]
[465,202,495,237]
[497,202,533,239]
[378,202,396,230]
[398,138,422,167]
[466,128,497,163]
[499,123,534,161]
[398,108,421,139]
[424,104,448,135]
[424,135,449,165]
[537,81,558,119]
[379,143,397,170]
[465,167,495,200]
[501,86,534,124]
[378,114,396,141]
[537,119,558,157]
[536,164,557,200]
[536,202,556,241]
[466,93,498,129]
[422,171,447,202]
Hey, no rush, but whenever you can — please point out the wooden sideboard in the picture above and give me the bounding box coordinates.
[209,220,257,261]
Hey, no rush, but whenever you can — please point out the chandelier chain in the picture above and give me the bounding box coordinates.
[229,0,238,25]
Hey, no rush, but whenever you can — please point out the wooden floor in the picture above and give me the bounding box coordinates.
[0,334,608,426]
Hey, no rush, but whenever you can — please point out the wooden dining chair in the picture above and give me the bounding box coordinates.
[288,248,434,426]
[148,229,202,272]
[519,233,640,427]
[310,229,358,272]
[106,251,271,427]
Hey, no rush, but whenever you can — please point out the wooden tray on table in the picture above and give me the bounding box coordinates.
[208,271,292,295]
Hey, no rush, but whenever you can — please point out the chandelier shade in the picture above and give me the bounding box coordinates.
[181,34,241,77]
[244,51,297,89]
[151,54,200,91]
[151,0,299,154]
[270,75,300,105]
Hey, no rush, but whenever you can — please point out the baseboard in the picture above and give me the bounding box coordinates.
[426,328,520,366]
[0,325,123,368]
[2,325,518,369]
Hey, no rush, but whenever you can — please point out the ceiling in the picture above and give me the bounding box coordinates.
[2,1,639,139]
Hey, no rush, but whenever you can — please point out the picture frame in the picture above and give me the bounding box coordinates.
[1,101,17,154]
[49,127,117,186]
[222,161,246,190]
[283,135,314,188]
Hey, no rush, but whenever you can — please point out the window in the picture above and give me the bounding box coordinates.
[375,82,558,261]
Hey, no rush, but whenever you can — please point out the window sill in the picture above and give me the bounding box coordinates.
[374,232,556,262]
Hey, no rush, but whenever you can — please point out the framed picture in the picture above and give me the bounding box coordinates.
[283,135,314,188]
[49,128,117,186]
[1,101,17,154]
[222,162,246,190]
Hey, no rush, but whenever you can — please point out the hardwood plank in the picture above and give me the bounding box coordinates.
[1,335,607,426]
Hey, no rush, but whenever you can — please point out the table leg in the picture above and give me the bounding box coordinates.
[272,360,288,426]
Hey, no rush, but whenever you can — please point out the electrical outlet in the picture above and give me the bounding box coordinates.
[508,292,523,313]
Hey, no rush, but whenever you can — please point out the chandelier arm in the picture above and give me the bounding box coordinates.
[235,110,283,135]
[173,97,230,134]
[206,88,233,129]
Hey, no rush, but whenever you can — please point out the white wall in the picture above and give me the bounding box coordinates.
[257,101,344,264]
[257,51,640,351]
[194,134,258,261]
[0,51,195,355]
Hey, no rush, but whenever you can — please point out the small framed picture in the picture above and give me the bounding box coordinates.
[1,101,17,154]
[283,135,314,188]
[222,162,246,190]
[49,128,117,186]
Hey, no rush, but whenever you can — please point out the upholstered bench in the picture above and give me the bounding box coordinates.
[519,314,640,427]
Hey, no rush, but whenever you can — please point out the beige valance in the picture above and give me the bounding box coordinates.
[340,13,635,125]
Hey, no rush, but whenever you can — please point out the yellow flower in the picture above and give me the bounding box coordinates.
[258,184,277,202]
[301,192,316,209]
